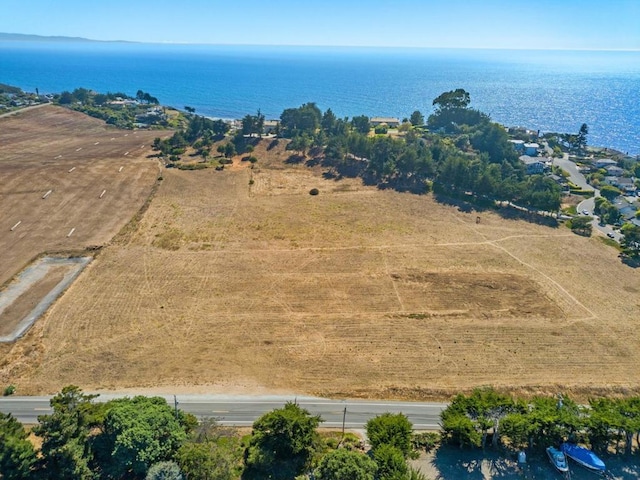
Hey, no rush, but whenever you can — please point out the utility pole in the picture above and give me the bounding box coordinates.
[342,406,347,437]
[174,395,179,419]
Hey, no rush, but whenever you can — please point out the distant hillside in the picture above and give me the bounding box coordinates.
[0,32,132,43]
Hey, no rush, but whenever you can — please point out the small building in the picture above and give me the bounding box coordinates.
[614,198,637,221]
[548,173,567,185]
[371,117,400,128]
[520,155,545,174]
[263,119,279,135]
[523,143,539,156]
[509,139,525,153]
[604,165,625,176]
[611,177,637,193]
[594,158,617,169]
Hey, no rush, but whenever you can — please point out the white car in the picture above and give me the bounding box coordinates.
[607,232,615,238]
[581,210,589,215]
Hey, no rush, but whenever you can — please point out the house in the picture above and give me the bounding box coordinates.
[509,139,525,153]
[520,155,545,174]
[613,177,637,193]
[548,173,567,185]
[523,143,539,156]
[604,165,625,176]
[263,120,279,135]
[613,198,637,221]
[370,117,400,128]
[594,158,617,169]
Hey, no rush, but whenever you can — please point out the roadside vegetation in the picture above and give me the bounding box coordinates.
[0,386,430,480]
[4,386,640,479]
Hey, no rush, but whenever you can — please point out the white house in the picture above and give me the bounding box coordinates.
[509,139,525,153]
[263,120,279,135]
[371,117,400,128]
[594,158,617,169]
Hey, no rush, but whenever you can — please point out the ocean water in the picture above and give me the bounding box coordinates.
[1,42,639,155]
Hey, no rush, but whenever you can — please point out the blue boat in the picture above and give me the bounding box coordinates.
[561,443,606,473]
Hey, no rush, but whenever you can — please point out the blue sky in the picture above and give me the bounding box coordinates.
[3,0,639,50]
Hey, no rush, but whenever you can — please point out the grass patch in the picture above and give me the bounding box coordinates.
[598,236,622,250]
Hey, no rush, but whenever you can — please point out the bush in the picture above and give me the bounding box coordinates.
[177,163,208,170]
[309,188,319,196]
[412,432,440,453]
[3,384,16,396]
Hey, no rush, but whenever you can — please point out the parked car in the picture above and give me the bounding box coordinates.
[607,232,615,238]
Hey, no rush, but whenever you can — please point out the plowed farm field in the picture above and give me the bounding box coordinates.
[1,116,639,400]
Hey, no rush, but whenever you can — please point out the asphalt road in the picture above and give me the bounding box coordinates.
[549,150,623,243]
[0,395,447,430]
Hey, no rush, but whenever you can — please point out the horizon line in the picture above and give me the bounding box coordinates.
[2,32,639,52]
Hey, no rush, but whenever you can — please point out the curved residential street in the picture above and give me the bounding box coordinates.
[551,152,623,242]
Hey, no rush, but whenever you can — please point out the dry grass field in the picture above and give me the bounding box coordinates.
[1,114,639,400]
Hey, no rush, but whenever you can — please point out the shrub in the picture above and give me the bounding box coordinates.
[249,179,255,185]
[412,432,440,453]
[3,384,16,396]
[309,188,319,196]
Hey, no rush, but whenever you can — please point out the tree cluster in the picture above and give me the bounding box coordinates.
[153,115,230,163]
[56,88,165,129]
[440,387,640,456]
[0,386,240,480]
[278,91,561,213]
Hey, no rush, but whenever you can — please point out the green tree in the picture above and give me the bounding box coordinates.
[96,396,187,479]
[58,91,74,104]
[351,115,371,134]
[575,123,589,151]
[321,108,338,135]
[428,89,488,133]
[33,385,100,480]
[177,442,239,480]
[432,89,470,111]
[288,134,312,157]
[600,184,622,201]
[409,110,424,126]
[223,142,236,159]
[372,444,408,480]
[244,402,321,479]
[365,413,413,457]
[621,224,640,259]
[0,413,37,480]
[569,215,593,236]
[315,448,377,480]
[279,103,322,137]
[176,417,241,480]
[146,461,183,480]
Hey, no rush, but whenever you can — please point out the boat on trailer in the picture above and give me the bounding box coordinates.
[546,446,569,473]
[561,443,605,473]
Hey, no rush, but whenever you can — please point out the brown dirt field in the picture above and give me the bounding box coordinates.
[0,105,163,288]
[1,131,639,400]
